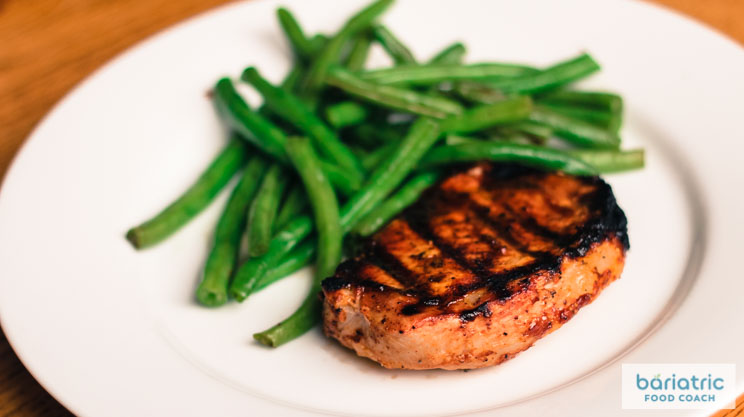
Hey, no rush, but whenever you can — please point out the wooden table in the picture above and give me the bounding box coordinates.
[0,1,742,415]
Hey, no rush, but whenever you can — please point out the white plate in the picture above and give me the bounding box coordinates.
[1,0,742,416]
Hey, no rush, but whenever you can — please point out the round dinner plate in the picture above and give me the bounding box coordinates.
[1,0,742,416]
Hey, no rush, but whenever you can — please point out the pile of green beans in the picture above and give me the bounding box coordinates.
[125,0,645,347]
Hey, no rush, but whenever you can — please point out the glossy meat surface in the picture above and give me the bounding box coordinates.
[322,163,628,370]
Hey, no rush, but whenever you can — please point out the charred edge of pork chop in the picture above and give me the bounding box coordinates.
[322,163,628,370]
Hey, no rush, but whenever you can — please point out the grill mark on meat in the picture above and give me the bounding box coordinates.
[467,200,555,259]
[365,240,420,291]
[402,204,492,281]
[322,163,629,370]
[324,163,629,322]
[373,219,480,299]
[468,188,576,253]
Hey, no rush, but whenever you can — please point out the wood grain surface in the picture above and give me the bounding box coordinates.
[0,1,742,416]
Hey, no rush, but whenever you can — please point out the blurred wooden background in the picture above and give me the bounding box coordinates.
[0,0,742,415]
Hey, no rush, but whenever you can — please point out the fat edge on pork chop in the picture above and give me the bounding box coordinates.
[322,163,628,370]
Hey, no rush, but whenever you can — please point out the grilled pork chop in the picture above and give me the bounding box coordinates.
[322,163,628,370]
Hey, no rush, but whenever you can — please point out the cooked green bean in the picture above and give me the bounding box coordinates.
[481,53,600,95]
[276,8,314,61]
[280,65,304,92]
[453,81,507,104]
[250,119,441,345]
[360,142,397,171]
[302,0,394,92]
[539,90,623,113]
[339,117,442,231]
[529,106,620,149]
[214,77,359,192]
[320,159,363,197]
[254,137,342,347]
[254,240,316,293]
[126,138,248,249]
[351,123,406,148]
[230,215,313,302]
[511,120,553,141]
[197,156,268,306]
[274,184,308,233]
[440,96,532,133]
[495,121,552,145]
[326,66,464,118]
[360,62,538,86]
[325,101,369,128]
[242,67,365,181]
[373,25,416,64]
[444,134,481,146]
[538,102,621,133]
[247,164,290,257]
[213,78,289,163]
[429,42,466,64]
[229,118,440,302]
[308,34,328,56]
[419,142,597,175]
[353,171,440,236]
[345,31,373,71]
[569,149,644,173]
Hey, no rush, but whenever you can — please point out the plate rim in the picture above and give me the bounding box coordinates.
[0,0,742,415]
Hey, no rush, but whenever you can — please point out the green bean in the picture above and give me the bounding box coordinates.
[257,66,305,119]
[229,118,440,302]
[452,81,507,104]
[254,137,342,347]
[419,142,597,175]
[511,120,553,141]
[529,105,620,149]
[325,101,369,128]
[360,62,538,86]
[251,119,441,346]
[302,0,394,92]
[440,96,532,134]
[339,117,442,231]
[539,90,623,113]
[373,25,416,64]
[126,138,248,249]
[538,102,621,133]
[351,123,406,148]
[242,67,366,181]
[280,65,304,92]
[353,171,440,236]
[486,131,540,145]
[230,215,313,302]
[429,42,466,65]
[247,164,290,257]
[495,121,552,145]
[360,142,397,171]
[345,31,373,71]
[569,149,644,173]
[320,159,363,197]
[447,133,535,146]
[197,156,268,306]
[254,240,316,293]
[276,8,314,61]
[481,53,600,95]
[308,34,328,56]
[326,66,464,118]
[214,77,359,193]
[284,139,341,281]
[274,184,308,233]
[444,134,481,146]
[213,78,289,163]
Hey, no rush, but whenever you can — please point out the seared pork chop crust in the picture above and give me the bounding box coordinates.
[322,163,628,370]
